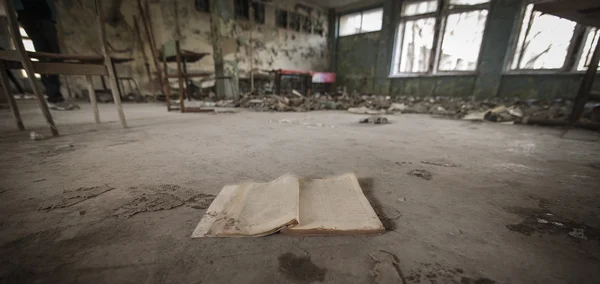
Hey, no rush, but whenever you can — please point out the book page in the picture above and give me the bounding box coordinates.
[284,173,384,235]
[205,174,299,237]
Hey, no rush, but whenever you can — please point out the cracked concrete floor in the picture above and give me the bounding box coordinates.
[1,101,599,283]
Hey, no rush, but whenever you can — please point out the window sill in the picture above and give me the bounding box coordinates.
[388,72,478,78]
[502,70,598,76]
[338,30,382,38]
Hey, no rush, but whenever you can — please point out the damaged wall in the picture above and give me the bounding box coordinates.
[334,0,600,99]
[48,0,329,97]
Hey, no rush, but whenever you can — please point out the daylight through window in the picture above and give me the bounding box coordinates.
[509,3,600,72]
[338,8,383,37]
[391,0,489,75]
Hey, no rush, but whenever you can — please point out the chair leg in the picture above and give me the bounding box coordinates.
[86,75,100,124]
[95,0,127,128]
[0,63,25,130]
[107,61,127,128]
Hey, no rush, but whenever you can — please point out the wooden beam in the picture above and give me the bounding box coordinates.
[175,40,185,112]
[2,61,107,75]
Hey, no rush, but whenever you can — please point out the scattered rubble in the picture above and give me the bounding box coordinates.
[421,159,461,168]
[114,184,215,218]
[359,116,389,124]
[408,169,433,180]
[177,90,594,125]
[38,185,115,211]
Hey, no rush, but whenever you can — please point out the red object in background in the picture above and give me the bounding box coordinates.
[312,72,336,83]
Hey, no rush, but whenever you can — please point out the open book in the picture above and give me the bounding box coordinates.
[191,173,384,238]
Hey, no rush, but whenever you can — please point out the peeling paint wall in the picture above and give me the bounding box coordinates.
[334,0,600,99]
[52,0,329,96]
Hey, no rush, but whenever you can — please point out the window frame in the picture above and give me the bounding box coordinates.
[390,0,491,77]
[504,2,599,74]
[337,7,384,37]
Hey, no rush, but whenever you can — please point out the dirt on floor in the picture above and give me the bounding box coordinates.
[1,101,600,283]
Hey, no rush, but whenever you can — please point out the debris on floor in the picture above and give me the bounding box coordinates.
[408,169,433,180]
[114,184,215,218]
[38,184,115,211]
[191,173,384,238]
[504,206,599,241]
[421,159,461,168]
[278,252,326,283]
[359,116,389,124]
[269,118,334,128]
[29,131,45,141]
[369,250,403,284]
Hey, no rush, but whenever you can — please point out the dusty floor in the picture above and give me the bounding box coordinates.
[1,101,600,284]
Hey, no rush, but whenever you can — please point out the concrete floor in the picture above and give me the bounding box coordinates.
[1,101,600,284]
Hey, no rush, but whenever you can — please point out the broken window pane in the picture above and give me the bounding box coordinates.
[578,28,600,71]
[397,17,436,73]
[361,8,383,32]
[339,12,362,36]
[276,9,288,28]
[402,0,437,16]
[23,39,36,52]
[512,4,576,69]
[438,10,487,71]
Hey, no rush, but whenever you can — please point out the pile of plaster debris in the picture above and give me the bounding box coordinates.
[193,91,599,123]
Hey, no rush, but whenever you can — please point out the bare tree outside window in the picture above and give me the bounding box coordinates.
[438,10,488,71]
[511,4,575,70]
[392,0,489,75]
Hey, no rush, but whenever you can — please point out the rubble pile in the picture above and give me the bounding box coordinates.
[219,92,595,122]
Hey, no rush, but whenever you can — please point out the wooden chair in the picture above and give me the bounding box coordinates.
[159,40,212,112]
[0,0,128,137]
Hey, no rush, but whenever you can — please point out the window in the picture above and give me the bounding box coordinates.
[19,27,40,78]
[289,13,301,32]
[510,4,575,70]
[338,8,383,37]
[252,1,265,24]
[276,9,288,28]
[302,16,312,34]
[195,0,209,13]
[234,0,249,20]
[391,0,489,75]
[578,28,599,71]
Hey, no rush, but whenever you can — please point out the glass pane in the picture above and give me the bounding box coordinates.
[438,10,488,71]
[361,8,383,32]
[515,10,576,69]
[339,12,362,36]
[448,0,489,5]
[578,28,600,71]
[402,1,437,16]
[398,17,436,73]
[23,39,36,52]
[19,27,28,37]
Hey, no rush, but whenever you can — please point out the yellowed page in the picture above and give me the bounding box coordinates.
[284,173,384,235]
[204,174,299,237]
